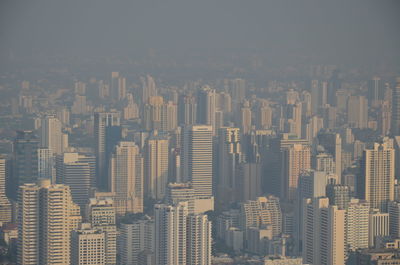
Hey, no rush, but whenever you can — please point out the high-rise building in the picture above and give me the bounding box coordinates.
[37,148,55,181]
[94,111,121,190]
[240,100,252,135]
[347,95,368,129]
[302,197,345,265]
[346,199,369,252]
[217,127,242,209]
[178,94,197,126]
[391,78,400,135]
[140,75,157,104]
[240,196,282,237]
[281,144,311,201]
[389,201,400,239]
[109,141,143,215]
[368,77,384,106]
[71,223,106,265]
[120,216,154,265]
[87,198,117,265]
[182,125,213,199]
[237,162,262,202]
[0,157,11,224]
[40,115,63,155]
[369,209,390,247]
[187,214,212,265]
[144,131,169,200]
[317,132,342,181]
[13,131,39,197]
[17,179,81,265]
[197,86,216,135]
[326,184,351,210]
[166,182,195,214]
[359,142,395,212]
[155,202,189,265]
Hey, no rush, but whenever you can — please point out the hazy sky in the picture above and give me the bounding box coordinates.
[1,0,399,66]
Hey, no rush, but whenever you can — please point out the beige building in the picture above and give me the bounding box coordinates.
[17,179,81,265]
[40,115,63,155]
[109,141,143,215]
[71,223,106,265]
[0,158,11,224]
[360,142,395,212]
[144,131,169,200]
[302,197,345,265]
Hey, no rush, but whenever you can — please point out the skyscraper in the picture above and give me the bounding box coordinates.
[359,142,395,212]
[391,77,400,135]
[217,127,242,209]
[144,131,169,200]
[281,144,311,201]
[13,131,39,196]
[0,157,11,224]
[388,201,400,238]
[346,199,369,252]
[197,86,216,135]
[71,223,106,265]
[347,95,368,129]
[37,148,55,181]
[302,197,345,265]
[178,93,197,126]
[186,214,212,265]
[368,209,389,247]
[17,179,81,265]
[155,202,189,265]
[182,125,213,207]
[94,111,121,190]
[109,141,143,215]
[40,115,63,155]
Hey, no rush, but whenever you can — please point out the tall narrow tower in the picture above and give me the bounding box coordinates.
[392,77,400,135]
[40,115,63,155]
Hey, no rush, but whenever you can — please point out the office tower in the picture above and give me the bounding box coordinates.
[314,153,335,174]
[302,197,345,265]
[166,183,195,214]
[178,93,197,126]
[155,202,189,265]
[237,162,262,202]
[305,116,324,143]
[40,115,63,155]
[347,95,368,129]
[281,144,311,201]
[182,125,213,198]
[310,80,328,115]
[13,131,39,196]
[110,72,126,100]
[163,101,178,131]
[218,91,232,113]
[346,199,369,252]
[143,96,164,131]
[0,157,11,223]
[187,214,212,265]
[296,171,328,252]
[141,74,157,104]
[240,196,282,237]
[369,209,389,247]
[326,184,351,209]
[37,148,54,181]
[71,223,106,265]
[109,141,143,215]
[56,152,92,209]
[389,201,400,238]
[94,111,121,190]
[144,131,169,200]
[17,179,81,265]
[317,132,342,181]
[283,101,302,138]
[87,198,117,265]
[123,93,139,120]
[378,100,391,136]
[240,100,252,134]
[120,216,154,265]
[368,77,384,106]
[256,103,273,130]
[392,78,400,135]
[117,75,127,100]
[217,127,242,208]
[359,142,395,212]
[197,86,216,135]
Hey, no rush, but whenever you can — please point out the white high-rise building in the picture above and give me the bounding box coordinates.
[187,214,212,265]
[109,141,143,215]
[40,115,63,155]
[71,223,106,265]
[17,179,82,265]
[182,125,213,202]
[346,199,369,252]
[166,182,195,214]
[302,197,345,265]
[144,131,169,200]
[369,209,389,247]
[0,157,11,224]
[120,216,154,265]
[155,202,189,265]
[360,142,395,212]
[87,198,117,265]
